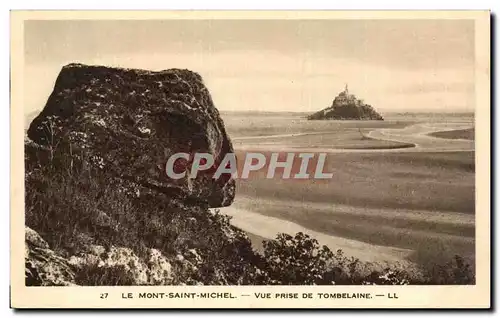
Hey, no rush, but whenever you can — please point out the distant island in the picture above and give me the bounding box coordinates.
[308,85,384,120]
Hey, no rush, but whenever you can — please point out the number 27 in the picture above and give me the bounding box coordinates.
[100,293,108,299]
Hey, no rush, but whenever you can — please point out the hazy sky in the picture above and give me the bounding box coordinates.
[24,19,475,114]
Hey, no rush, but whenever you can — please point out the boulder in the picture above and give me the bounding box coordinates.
[27,63,235,208]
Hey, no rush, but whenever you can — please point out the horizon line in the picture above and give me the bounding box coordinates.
[218,109,475,114]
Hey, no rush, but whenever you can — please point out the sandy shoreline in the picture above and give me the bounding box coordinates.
[220,203,414,264]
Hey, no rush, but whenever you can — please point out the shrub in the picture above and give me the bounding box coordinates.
[262,232,334,284]
[258,232,473,285]
[420,255,475,285]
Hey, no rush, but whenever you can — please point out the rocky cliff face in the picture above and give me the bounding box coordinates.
[25,227,76,286]
[27,63,235,208]
[308,88,383,120]
[24,64,258,286]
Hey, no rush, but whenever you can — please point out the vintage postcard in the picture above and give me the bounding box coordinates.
[10,10,490,309]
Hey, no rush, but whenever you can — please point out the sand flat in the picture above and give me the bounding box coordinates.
[222,119,475,267]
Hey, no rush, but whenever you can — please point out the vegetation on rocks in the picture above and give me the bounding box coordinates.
[24,64,473,286]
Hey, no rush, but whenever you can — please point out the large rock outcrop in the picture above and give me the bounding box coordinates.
[308,86,383,120]
[27,63,235,207]
[24,64,255,286]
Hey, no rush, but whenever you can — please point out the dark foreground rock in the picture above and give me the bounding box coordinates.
[308,86,383,120]
[27,63,235,208]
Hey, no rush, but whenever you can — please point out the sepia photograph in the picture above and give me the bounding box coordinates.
[10,10,491,309]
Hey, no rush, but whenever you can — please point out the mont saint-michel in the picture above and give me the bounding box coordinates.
[308,85,384,121]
